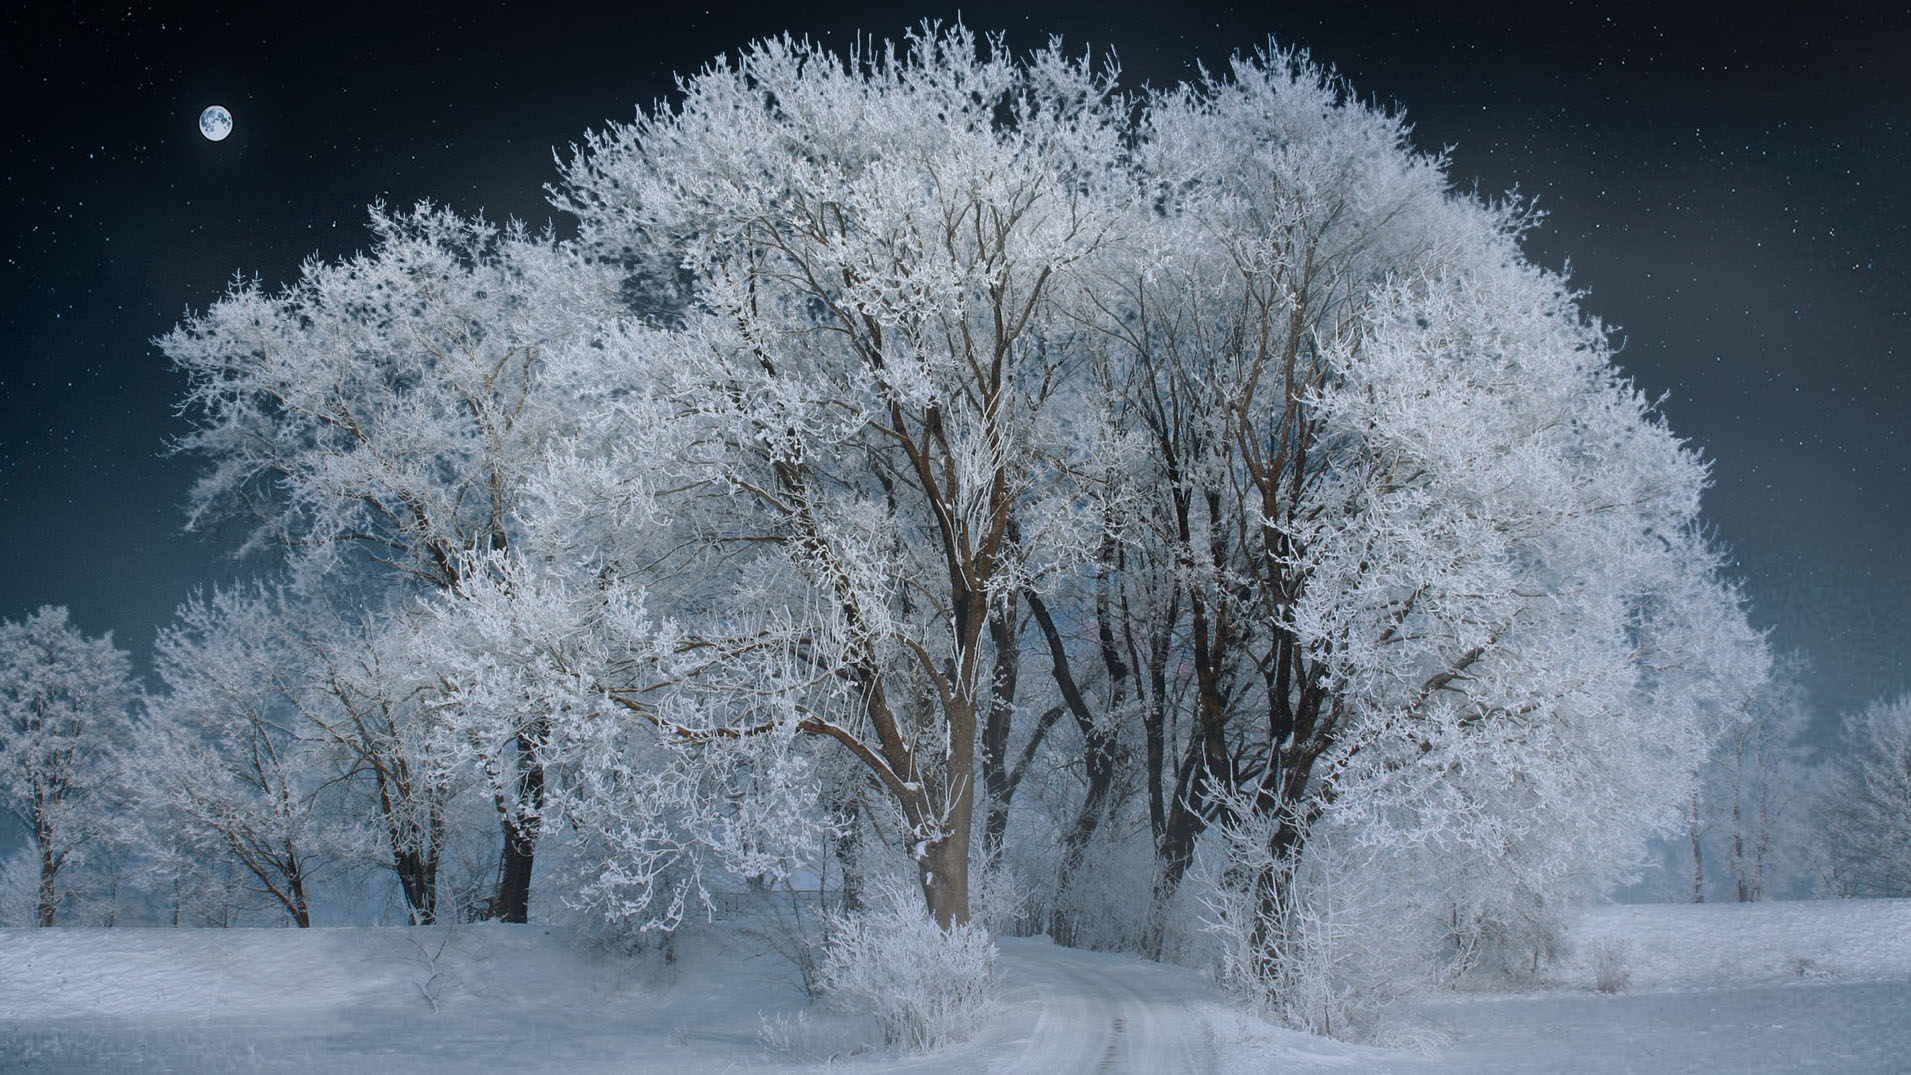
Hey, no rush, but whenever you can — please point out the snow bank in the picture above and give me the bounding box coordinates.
[0,921,821,1074]
[0,922,642,1022]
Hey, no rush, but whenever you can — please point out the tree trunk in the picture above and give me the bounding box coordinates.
[494,815,537,924]
[918,825,973,931]
[832,795,864,914]
[1138,592,1175,849]
[1732,827,1751,903]
[1146,736,1221,958]
[372,757,443,925]
[396,849,439,925]
[980,600,1021,863]
[491,723,546,923]
[1688,791,1705,903]
[36,815,58,927]
[1026,583,1126,946]
[917,692,977,930]
[284,839,313,928]
[1248,815,1306,986]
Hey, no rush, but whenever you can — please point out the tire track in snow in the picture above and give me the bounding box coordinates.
[985,938,1222,1075]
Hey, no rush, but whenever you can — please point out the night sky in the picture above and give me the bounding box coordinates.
[3,3,1905,741]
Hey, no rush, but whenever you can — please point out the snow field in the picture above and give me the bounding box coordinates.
[1,898,1908,1073]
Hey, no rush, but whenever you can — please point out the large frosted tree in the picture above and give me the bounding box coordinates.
[551,29,1129,928]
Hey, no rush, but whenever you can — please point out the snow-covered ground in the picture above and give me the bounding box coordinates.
[2,899,1907,1073]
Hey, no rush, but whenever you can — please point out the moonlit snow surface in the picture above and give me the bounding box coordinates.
[198,104,232,141]
[1,900,1907,1073]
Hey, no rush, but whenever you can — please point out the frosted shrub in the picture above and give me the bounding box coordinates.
[1590,937,1631,994]
[1200,797,1431,1042]
[969,863,1030,939]
[820,886,997,1051]
[756,1009,818,1053]
[1204,866,1417,1041]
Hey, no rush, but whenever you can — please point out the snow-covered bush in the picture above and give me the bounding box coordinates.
[968,861,1031,939]
[1200,798,1431,1041]
[1590,938,1631,993]
[819,883,998,1051]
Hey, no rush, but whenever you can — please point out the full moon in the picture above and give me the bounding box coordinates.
[198,104,233,142]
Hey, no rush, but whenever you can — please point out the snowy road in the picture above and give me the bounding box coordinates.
[969,938,1224,1075]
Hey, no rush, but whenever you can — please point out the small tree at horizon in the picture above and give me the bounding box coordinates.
[0,606,134,927]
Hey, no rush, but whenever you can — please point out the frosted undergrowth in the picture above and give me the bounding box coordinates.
[818,885,998,1051]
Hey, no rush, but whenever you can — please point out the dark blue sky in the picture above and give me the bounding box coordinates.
[3,3,1905,738]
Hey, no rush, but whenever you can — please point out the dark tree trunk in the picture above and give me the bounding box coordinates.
[491,722,546,924]
[494,818,536,923]
[1051,738,1117,945]
[375,763,444,925]
[284,839,313,928]
[36,810,58,928]
[914,658,979,930]
[396,849,439,925]
[832,795,864,914]
[1246,812,1306,984]
[1136,583,1177,849]
[1146,732,1221,957]
[980,599,1022,863]
[918,824,973,931]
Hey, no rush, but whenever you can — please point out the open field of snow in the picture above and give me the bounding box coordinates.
[2,899,1907,1073]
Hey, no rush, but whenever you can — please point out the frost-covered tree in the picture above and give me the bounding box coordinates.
[1185,240,1767,1027]
[1669,652,1816,903]
[137,584,482,927]
[160,204,618,923]
[137,585,330,927]
[411,549,837,937]
[553,27,1130,928]
[952,46,1767,996]
[294,602,476,925]
[0,607,134,926]
[1290,264,1762,918]
[1820,691,1911,897]
[1073,50,1472,948]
